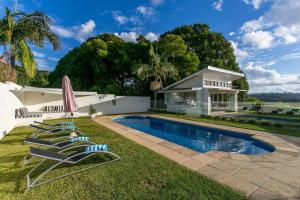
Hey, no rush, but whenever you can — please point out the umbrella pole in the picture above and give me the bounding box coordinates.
[70,112,77,137]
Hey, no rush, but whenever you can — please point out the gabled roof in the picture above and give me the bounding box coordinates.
[161,66,244,92]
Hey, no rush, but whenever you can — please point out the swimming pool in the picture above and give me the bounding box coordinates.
[113,116,275,155]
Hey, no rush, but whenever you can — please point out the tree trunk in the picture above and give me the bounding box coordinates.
[154,90,157,109]
[3,45,9,63]
[10,55,16,68]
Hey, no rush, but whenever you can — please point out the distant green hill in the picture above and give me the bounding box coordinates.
[249,93,300,102]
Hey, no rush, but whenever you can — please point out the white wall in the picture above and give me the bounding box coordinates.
[78,96,150,115]
[0,82,24,139]
[0,81,150,139]
[26,94,150,117]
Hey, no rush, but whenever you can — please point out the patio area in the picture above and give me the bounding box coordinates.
[95,114,300,200]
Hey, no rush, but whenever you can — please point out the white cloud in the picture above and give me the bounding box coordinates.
[265,60,276,66]
[240,17,264,33]
[243,30,274,49]
[75,20,96,42]
[273,25,300,44]
[114,32,159,43]
[265,0,300,27]
[145,32,159,42]
[243,62,300,93]
[230,41,248,61]
[112,8,158,32]
[112,11,128,25]
[48,57,60,62]
[150,0,164,6]
[239,0,300,49]
[114,32,139,42]
[50,20,96,42]
[212,0,223,11]
[32,51,45,58]
[136,6,156,18]
[229,32,235,36]
[281,52,300,61]
[35,58,49,70]
[243,0,266,9]
[50,25,74,38]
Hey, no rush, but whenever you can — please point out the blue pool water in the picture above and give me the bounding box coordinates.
[113,116,275,155]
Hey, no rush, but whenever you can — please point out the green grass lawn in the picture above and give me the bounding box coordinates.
[154,112,300,138]
[243,110,300,121]
[0,117,247,200]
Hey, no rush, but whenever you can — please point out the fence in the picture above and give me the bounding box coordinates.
[150,99,300,115]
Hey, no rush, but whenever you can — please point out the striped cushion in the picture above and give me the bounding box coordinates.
[61,122,75,126]
[61,125,75,130]
[70,136,89,142]
[85,144,108,153]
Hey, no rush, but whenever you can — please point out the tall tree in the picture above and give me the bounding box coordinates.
[158,34,187,58]
[0,7,60,78]
[136,45,178,108]
[158,34,200,79]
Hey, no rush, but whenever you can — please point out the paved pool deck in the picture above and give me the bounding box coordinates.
[94,114,300,200]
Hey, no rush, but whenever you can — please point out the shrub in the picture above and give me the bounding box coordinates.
[238,118,246,123]
[229,118,237,122]
[88,104,97,115]
[214,116,222,120]
[220,117,227,120]
[273,123,283,127]
[246,119,257,124]
[260,120,272,126]
[200,114,207,118]
[206,115,213,119]
[286,111,294,115]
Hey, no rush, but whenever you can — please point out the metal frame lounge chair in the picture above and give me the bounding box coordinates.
[23,136,95,166]
[24,136,94,149]
[24,144,121,192]
[33,121,78,129]
[30,124,83,138]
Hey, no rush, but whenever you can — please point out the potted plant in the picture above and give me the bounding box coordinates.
[88,104,97,119]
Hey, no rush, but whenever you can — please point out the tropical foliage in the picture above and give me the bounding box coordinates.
[136,45,178,107]
[49,23,249,99]
[16,66,50,87]
[0,7,60,78]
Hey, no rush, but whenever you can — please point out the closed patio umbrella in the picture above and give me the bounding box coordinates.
[62,75,78,137]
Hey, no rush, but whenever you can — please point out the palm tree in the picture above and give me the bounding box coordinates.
[136,45,178,109]
[0,7,60,78]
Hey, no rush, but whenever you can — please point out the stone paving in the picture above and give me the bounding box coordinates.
[94,114,300,200]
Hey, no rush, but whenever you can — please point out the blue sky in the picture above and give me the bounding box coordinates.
[1,0,300,93]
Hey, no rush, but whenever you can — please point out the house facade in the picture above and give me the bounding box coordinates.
[160,66,245,115]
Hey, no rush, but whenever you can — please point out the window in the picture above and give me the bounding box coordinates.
[204,79,232,88]
[170,92,197,106]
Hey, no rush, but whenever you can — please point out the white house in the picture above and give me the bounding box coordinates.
[0,82,150,139]
[160,66,245,115]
